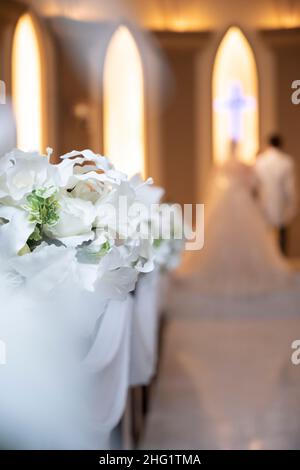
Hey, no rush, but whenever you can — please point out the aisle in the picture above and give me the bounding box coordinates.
[142,298,300,449]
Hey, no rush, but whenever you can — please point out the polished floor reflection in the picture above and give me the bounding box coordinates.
[142,293,300,449]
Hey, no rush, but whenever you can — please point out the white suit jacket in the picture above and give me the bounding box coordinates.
[255,148,297,227]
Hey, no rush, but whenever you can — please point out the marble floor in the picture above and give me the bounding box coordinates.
[142,292,300,449]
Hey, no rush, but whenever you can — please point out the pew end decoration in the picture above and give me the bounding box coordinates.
[0,148,186,450]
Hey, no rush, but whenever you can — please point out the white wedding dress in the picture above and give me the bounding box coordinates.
[181,158,295,297]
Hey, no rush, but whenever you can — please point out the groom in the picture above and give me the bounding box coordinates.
[255,134,297,254]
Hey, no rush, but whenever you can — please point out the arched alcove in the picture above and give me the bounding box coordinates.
[103,26,145,177]
[212,26,259,164]
[12,13,43,152]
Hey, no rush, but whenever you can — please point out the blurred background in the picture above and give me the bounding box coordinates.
[1,0,300,255]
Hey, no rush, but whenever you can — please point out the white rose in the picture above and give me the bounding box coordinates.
[45,195,96,247]
[71,179,110,203]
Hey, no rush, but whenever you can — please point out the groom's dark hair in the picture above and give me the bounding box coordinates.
[269,134,283,149]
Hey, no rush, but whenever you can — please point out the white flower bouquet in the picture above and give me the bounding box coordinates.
[0,147,186,449]
[127,174,186,273]
[0,147,158,449]
[0,148,157,298]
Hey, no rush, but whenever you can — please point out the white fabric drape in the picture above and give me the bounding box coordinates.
[130,269,160,386]
[0,280,134,449]
[82,295,133,449]
[0,265,163,449]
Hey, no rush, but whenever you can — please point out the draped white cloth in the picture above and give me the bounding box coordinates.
[82,295,133,449]
[0,282,95,449]
[0,230,164,449]
[130,269,160,386]
[0,275,135,449]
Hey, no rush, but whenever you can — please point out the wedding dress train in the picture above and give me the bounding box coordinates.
[181,159,295,297]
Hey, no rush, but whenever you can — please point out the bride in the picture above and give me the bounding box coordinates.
[181,141,295,296]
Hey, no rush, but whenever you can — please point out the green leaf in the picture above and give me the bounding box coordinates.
[23,188,60,228]
[76,240,111,264]
[29,225,42,242]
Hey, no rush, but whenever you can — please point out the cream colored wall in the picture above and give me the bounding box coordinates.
[153,32,211,206]
[23,0,300,30]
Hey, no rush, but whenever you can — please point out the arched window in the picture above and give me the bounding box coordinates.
[12,13,43,152]
[103,26,145,177]
[212,27,258,165]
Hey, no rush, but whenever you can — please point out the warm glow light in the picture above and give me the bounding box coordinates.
[12,13,43,152]
[213,27,259,165]
[103,26,145,177]
[170,18,195,32]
